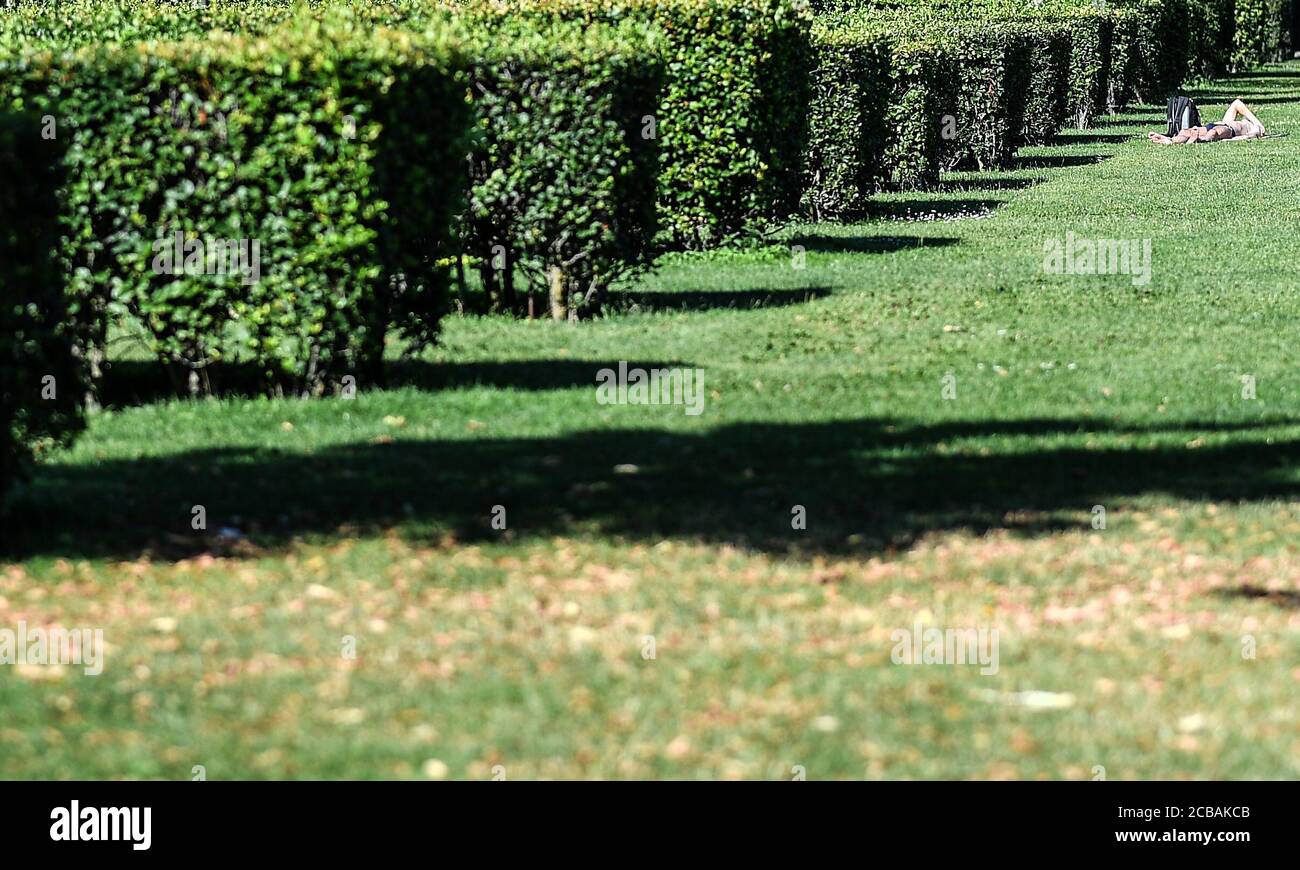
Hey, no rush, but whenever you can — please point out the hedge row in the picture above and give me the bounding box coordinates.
[0,0,670,389]
[802,0,1290,212]
[802,21,892,218]
[1234,0,1292,68]
[281,1,665,317]
[806,8,1058,208]
[0,12,469,395]
[0,112,82,512]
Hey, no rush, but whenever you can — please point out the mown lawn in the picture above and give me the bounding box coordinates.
[3,66,1299,779]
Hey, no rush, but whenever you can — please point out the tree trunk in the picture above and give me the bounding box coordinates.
[548,266,567,321]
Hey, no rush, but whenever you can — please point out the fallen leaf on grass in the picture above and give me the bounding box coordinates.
[974,689,1076,710]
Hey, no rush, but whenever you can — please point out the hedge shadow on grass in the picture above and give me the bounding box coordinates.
[388,359,699,392]
[97,361,272,408]
[1224,71,1298,80]
[1222,94,1300,105]
[607,286,832,313]
[9,415,1300,562]
[936,177,1040,192]
[95,358,698,405]
[1080,115,1151,129]
[1052,132,1133,145]
[787,235,958,254]
[1013,153,1110,169]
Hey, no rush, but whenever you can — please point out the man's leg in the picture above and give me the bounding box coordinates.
[1224,99,1266,136]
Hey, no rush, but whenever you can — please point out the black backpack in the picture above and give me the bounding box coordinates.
[1166,95,1201,136]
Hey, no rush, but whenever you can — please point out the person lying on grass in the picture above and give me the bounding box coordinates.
[1148,99,1266,144]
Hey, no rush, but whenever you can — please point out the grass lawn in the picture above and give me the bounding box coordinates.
[4,65,1300,780]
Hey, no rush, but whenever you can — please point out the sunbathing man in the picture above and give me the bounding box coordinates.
[1148,99,1266,144]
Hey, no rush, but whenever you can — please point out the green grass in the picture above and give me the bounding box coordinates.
[4,66,1300,779]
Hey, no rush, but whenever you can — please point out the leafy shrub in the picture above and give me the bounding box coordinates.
[812,0,1257,120]
[455,15,663,318]
[1234,0,1289,67]
[1292,0,1300,56]
[0,13,469,395]
[0,113,83,509]
[803,18,893,216]
[1109,0,1228,101]
[884,34,955,189]
[1194,0,1237,79]
[305,1,665,317]
[1061,10,1112,128]
[480,0,813,250]
[936,18,1031,171]
[0,0,298,52]
[1011,18,1072,145]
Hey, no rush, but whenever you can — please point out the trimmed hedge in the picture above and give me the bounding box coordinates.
[1013,19,1072,145]
[0,113,83,509]
[814,0,1248,120]
[885,34,954,189]
[935,17,1031,172]
[803,18,892,216]
[0,0,298,52]
[805,10,952,193]
[480,0,813,250]
[455,15,663,318]
[290,1,666,317]
[807,8,1049,193]
[1061,10,1112,129]
[0,12,470,395]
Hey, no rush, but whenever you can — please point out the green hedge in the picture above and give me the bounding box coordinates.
[803,18,892,216]
[1011,18,1072,146]
[809,7,1042,192]
[936,18,1031,171]
[1292,0,1300,56]
[0,12,469,395]
[483,0,812,250]
[0,113,83,509]
[884,34,954,189]
[288,1,666,317]
[0,0,298,52]
[813,0,1256,120]
[455,14,662,317]
[957,3,1115,128]
[1235,0,1289,67]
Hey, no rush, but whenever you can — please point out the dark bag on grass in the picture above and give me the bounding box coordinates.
[1166,96,1201,136]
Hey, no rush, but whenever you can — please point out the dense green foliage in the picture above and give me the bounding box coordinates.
[1014,20,1072,146]
[882,34,955,189]
[455,15,663,318]
[801,0,1291,202]
[0,11,469,395]
[1234,0,1291,68]
[0,0,1292,500]
[482,0,813,249]
[0,113,82,509]
[803,21,892,217]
